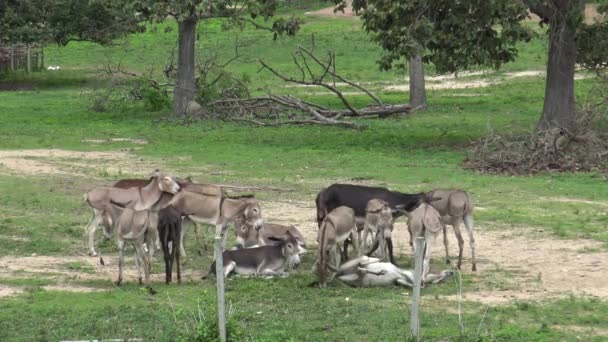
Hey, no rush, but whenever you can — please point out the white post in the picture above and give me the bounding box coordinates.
[214,226,227,342]
[410,236,425,341]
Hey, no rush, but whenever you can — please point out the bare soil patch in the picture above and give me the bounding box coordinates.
[0,254,203,291]
[306,0,354,17]
[0,285,24,298]
[262,200,608,304]
[82,138,149,145]
[0,149,157,177]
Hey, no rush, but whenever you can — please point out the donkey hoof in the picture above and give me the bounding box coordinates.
[472,265,477,272]
[88,251,98,257]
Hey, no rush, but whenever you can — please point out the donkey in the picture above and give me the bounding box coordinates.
[315,184,438,264]
[157,190,264,283]
[361,199,394,261]
[84,170,180,256]
[113,177,225,257]
[404,203,444,280]
[335,256,453,288]
[234,218,306,251]
[104,202,159,293]
[206,230,302,278]
[426,189,477,271]
[315,206,358,288]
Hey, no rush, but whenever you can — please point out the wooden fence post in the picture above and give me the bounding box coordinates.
[10,46,15,72]
[26,44,31,73]
[214,227,227,342]
[410,236,425,341]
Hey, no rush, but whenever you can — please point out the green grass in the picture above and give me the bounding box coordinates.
[1,6,608,341]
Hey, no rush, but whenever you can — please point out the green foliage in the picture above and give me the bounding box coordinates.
[197,70,250,105]
[345,0,533,73]
[577,4,608,70]
[0,0,141,45]
[142,86,171,111]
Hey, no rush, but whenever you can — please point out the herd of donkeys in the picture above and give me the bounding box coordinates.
[83,170,476,292]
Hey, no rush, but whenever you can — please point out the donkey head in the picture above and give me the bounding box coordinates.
[268,230,301,267]
[242,199,264,231]
[157,174,181,194]
[234,216,259,249]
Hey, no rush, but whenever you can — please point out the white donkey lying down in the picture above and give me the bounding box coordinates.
[335,256,453,288]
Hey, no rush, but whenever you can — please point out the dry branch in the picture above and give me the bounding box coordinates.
[198,45,411,128]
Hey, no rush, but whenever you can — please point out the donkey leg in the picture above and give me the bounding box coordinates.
[85,208,104,256]
[135,248,143,286]
[443,225,450,264]
[351,230,361,257]
[163,240,172,284]
[115,240,125,286]
[175,233,182,284]
[179,218,189,258]
[134,242,145,286]
[361,224,371,254]
[387,237,396,266]
[452,219,465,270]
[464,214,477,271]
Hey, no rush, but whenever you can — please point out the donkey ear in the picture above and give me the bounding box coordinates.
[267,236,284,242]
[150,169,161,177]
[425,195,441,203]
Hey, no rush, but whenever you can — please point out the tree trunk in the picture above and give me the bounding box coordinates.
[536,2,582,130]
[409,55,427,109]
[173,17,197,117]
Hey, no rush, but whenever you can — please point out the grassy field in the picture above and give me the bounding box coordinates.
[1,3,608,341]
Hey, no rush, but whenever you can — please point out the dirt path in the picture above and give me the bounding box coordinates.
[263,200,608,304]
[1,149,607,305]
[0,148,156,176]
[1,199,606,303]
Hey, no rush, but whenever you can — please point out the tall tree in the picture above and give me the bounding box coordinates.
[340,0,608,130]
[130,1,299,117]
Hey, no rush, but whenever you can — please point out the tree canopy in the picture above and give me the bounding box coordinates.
[340,0,608,129]
[0,0,141,46]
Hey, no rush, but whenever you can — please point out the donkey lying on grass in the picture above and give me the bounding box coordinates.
[205,230,302,278]
[335,256,453,288]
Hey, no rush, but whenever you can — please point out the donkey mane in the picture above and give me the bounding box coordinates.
[226,194,255,199]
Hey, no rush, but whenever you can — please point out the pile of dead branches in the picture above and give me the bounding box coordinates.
[465,112,608,175]
[190,45,411,129]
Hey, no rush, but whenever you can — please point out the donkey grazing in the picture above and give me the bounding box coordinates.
[315,206,358,288]
[426,189,477,271]
[335,256,453,288]
[84,171,180,256]
[206,230,301,278]
[361,198,394,261]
